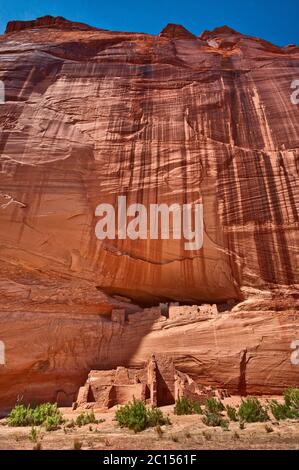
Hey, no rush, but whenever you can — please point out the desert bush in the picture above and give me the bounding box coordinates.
[238,397,269,423]
[202,397,228,427]
[205,397,225,414]
[44,414,61,431]
[115,398,169,433]
[7,403,63,428]
[283,388,299,412]
[220,419,229,430]
[174,397,202,415]
[115,399,147,432]
[147,407,170,427]
[202,410,227,427]
[7,404,30,426]
[269,400,294,420]
[29,426,43,450]
[29,426,39,443]
[226,405,238,422]
[269,388,299,421]
[75,411,99,427]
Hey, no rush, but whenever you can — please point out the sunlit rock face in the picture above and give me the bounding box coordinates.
[0,17,298,409]
[0,16,298,306]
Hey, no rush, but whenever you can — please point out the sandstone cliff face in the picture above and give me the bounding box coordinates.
[1,303,298,412]
[0,17,298,410]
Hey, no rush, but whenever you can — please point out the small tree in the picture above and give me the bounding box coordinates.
[174,397,202,415]
[115,398,169,433]
[238,398,269,423]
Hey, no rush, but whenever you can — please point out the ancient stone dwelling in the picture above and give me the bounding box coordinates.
[74,353,215,410]
[74,303,221,409]
[110,302,219,326]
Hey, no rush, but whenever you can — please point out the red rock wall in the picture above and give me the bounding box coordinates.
[0,306,298,412]
[0,18,298,305]
[0,17,298,410]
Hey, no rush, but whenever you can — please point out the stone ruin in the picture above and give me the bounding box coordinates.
[74,354,220,410]
[74,303,227,410]
[110,302,219,327]
[168,303,218,320]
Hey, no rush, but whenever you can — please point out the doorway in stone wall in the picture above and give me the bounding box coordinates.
[155,356,176,406]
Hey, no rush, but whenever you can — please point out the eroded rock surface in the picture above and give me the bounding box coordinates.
[0,303,298,412]
[0,16,298,410]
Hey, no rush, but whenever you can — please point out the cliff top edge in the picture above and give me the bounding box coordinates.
[4,15,298,49]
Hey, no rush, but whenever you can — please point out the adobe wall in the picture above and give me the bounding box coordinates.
[107,384,146,407]
[128,307,162,323]
[168,304,218,320]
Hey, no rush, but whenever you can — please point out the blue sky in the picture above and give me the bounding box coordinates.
[0,0,298,46]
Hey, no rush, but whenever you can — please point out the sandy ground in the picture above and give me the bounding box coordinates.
[0,397,298,450]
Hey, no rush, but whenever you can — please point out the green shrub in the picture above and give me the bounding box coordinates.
[7,404,29,426]
[75,411,98,427]
[269,400,293,420]
[202,410,226,427]
[205,398,225,414]
[29,426,39,443]
[147,407,170,427]
[202,397,228,427]
[115,399,147,432]
[268,388,299,421]
[238,398,269,423]
[284,388,299,412]
[220,419,229,430]
[7,403,63,428]
[174,397,202,415]
[115,398,169,433]
[44,414,61,431]
[269,391,299,421]
[226,405,238,422]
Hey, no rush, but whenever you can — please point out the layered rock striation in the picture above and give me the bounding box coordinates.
[0,16,298,410]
